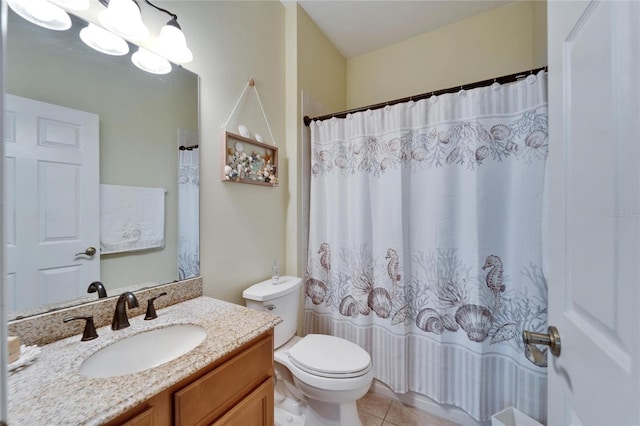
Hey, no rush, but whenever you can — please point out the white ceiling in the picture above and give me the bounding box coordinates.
[297,0,513,58]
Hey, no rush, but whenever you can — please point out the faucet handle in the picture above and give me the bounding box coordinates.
[144,292,168,320]
[63,316,98,341]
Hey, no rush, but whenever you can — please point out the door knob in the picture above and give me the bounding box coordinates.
[523,326,561,367]
[75,247,97,257]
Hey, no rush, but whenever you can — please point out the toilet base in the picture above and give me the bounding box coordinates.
[275,405,305,426]
[273,375,364,426]
[304,399,362,426]
[273,394,362,426]
[274,376,306,426]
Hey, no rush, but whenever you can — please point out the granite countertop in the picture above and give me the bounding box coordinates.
[7,296,281,425]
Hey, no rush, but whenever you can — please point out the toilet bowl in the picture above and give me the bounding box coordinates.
[243,276,374,426]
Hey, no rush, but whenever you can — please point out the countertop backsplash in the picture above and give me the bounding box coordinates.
[8,277,203,346]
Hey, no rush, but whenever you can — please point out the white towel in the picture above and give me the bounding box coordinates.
[100,184,165,254]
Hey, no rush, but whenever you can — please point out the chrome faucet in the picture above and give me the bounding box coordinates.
[112,291,139,330]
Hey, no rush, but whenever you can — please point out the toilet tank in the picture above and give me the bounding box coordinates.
[243,276,302,349]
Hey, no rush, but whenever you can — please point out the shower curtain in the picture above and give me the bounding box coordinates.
[305,71,548,422]
[178,146,200,279]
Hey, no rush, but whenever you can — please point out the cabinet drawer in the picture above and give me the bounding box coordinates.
[174,335,273,425]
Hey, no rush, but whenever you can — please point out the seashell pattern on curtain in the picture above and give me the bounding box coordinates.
[305,70,548,423]
[178,147,200,279]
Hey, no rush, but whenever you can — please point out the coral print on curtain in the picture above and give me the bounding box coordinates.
[305,70,548,423]
[178,146,200,279]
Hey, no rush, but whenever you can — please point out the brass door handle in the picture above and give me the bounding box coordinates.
[75,247,97,257]
[523,326,561,367]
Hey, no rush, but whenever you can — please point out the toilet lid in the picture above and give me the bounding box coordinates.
[288,334,371,378]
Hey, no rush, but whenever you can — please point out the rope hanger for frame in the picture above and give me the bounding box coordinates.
[222,78,277,147]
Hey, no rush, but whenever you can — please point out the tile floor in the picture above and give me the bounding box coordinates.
[357,392,461,426]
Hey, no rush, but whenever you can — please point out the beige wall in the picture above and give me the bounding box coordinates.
[296,5,347,115]
[282,3,346,334]
[171,1,287,305]
[285,3,346,278]
[346,0,547,109]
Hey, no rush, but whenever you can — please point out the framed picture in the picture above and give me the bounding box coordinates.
[222,131,278,187]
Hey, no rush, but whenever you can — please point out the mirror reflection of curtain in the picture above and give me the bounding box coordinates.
[178,147,200,279]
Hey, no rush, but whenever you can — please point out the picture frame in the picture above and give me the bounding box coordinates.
[222,131,278,187]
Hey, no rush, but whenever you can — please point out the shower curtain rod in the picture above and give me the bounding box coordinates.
[303,66,547,126]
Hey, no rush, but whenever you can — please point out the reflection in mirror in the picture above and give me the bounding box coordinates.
[4,10,199,320]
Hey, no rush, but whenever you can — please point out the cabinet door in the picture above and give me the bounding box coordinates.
[174,335,273,425]
[212,377,274,426]
[119,406,155,426]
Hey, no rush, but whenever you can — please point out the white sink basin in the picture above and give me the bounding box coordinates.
[79,324,207,378]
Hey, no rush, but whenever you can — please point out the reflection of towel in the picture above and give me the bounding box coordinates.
[100,184,165,254]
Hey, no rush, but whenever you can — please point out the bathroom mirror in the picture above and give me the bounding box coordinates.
[4,10,199,320]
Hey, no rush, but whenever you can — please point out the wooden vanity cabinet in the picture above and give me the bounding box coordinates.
[212,377,274,425]
[105,330,274,426]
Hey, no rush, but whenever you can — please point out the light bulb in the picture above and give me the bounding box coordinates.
[156,18,193,64]
[80,24,129,56]
[8,0,71,31]
[99,0,149,41]
[131,47,172,75]
[49,0,89,11]
[27,1,58,22]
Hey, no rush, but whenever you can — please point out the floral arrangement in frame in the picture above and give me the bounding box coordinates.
[222,131,278,187]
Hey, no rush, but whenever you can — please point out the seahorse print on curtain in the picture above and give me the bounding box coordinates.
[308,247,546,351]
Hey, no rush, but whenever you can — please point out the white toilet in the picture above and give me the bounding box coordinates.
[243,276,373,426]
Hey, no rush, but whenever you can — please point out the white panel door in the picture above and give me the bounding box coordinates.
[547,1,640,425]
[4,94,99,311]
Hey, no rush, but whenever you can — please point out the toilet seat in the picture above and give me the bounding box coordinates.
[287,334,371,379]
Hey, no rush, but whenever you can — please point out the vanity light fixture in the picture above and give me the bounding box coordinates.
[131,47,172,75]
[49,0,89,11]
[97,0,194,66]
[7,0,71,31]
[12,0,193,75]
[98,0,149,41]
[79,23,130,56]
[155,16,193,64]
